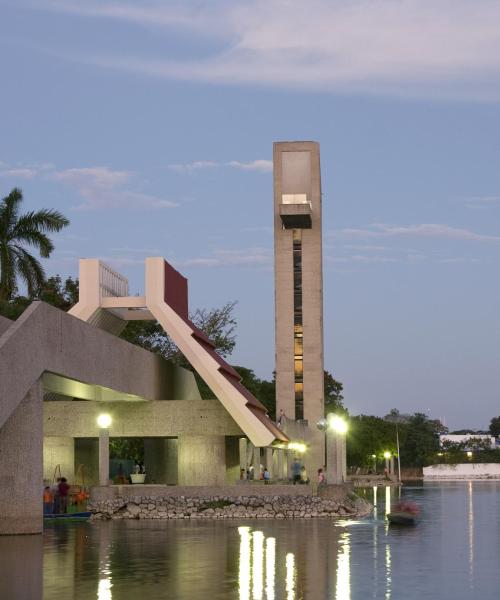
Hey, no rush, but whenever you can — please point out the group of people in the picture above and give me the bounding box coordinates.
[43,477,70,515]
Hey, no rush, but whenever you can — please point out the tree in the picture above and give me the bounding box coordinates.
[0,188,69,301]
[120,300,238,366]
[399,413,440,467]
[324,371,346,415]
[489,416,500,437]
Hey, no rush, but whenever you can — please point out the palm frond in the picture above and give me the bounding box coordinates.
[14,209,70,234]
[0,188,22,238]
[12,246,45,297]
[12,228,54,258]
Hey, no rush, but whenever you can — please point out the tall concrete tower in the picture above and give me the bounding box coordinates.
[273,141,325,469]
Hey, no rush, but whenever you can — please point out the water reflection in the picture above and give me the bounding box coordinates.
[1,482,497,599]
[467,481,474,586]
[335,532,350,600]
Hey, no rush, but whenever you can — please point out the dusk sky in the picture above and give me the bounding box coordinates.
[2,1,500,429]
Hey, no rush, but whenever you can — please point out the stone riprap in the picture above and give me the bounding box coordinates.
[89,493,371,520]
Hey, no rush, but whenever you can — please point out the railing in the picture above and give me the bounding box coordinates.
[99,262,129,298]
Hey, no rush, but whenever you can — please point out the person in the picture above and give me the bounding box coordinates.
[43,486,53,515]
[263,467,270,484]
[52,477,61,514]
[300,466,310,484]
[58,477,70,514]
[317,468,326,485]
[277,409,285,429]
[291,458,301,484]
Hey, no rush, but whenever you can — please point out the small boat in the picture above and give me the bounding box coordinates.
[44,511,91,522]
[387,501,420,526]
[387,511,418,525]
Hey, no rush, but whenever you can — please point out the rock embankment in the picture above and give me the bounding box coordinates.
[89,493,371,520]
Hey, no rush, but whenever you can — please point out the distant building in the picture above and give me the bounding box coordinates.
[440,434,496,450]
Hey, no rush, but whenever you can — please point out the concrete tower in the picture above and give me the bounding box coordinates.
[273,141,325,470]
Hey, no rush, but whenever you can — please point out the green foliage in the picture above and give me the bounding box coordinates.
[324,371,346,415]
[234,366,277,419]
[489,416,500,437]
[198,499,233,511]
[347,415,399,467]
[0,187,69,301]
[0,275,78,319]
[347,411,443,468]
[120,300,238,366]
[109,438,144,463]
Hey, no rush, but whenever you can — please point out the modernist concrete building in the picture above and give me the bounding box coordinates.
[274,141,325,472]
[0,257,288,535]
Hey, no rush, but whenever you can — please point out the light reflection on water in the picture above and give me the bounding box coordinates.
[0,482,499,599]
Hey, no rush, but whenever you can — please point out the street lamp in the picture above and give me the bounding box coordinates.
[97,414,112,486]
[383,451,391,475]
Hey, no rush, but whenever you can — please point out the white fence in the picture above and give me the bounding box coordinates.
[423,463,500,480]
[99,262,128,298]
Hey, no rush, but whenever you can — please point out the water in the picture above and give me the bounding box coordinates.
[1,481,500,599]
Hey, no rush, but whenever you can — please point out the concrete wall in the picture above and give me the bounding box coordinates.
[178,434,226,486]
[144,438,178,484]
[43,399,241,438]
[74,439,99,486]
[43,436,74,482]
[0,301,201,430]
[423,463,500,479]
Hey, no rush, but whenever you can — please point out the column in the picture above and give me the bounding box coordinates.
[99,429,110,486]
[390,456,395,477]
[265,447,274,479]
[253,446,262,480]
[177,434,226,486]
[0,380,43,535]
[239,438,248,476]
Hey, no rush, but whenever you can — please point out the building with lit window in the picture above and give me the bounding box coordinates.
[273,141,325,471]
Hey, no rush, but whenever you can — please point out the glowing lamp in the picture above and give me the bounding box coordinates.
[97,414,112,429]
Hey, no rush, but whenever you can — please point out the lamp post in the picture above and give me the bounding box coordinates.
[383,451,391,476]
[97,414,112,486]
[317,414,348,485]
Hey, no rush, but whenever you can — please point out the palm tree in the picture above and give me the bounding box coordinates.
[0,188,70,302]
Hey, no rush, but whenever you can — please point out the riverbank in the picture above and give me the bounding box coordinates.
[89,489,372,520]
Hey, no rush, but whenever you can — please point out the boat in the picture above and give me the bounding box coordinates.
[44,511,91,522]
[387,500,420,525]
[387,511,418,525]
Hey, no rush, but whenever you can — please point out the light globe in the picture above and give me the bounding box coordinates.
[97,414,112,429]
[329,415,348,434]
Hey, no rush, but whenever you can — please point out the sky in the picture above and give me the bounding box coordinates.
[1,0,500,429]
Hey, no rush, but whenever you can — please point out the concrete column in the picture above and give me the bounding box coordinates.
[276,448,284,480]
[177,434,226,486]
[165,438,178,485]
[0,380,43,535]
[390,456,395,476]
[326,429,346,485]
[253,446,262,480]
[99,429,110,486]
[43,436,74,483]
[265,447,274,479]
[239,438,248,474]
[144,438,167,484]
[225,437,240,483]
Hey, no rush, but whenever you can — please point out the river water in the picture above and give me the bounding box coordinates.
[1,481,499,599]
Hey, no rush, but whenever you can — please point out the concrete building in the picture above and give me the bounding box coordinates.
[0,257,288,535]
[274,141,325,472]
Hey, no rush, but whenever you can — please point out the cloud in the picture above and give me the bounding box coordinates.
[339,223,500,242]
[227,160,273,172]
[167,161,218,173]
[178,247,271,268]
[463,196,500,209]
[50,166,178,210]
[35,0,500,100]
[167,159,272,173]
[0,162,55,180]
